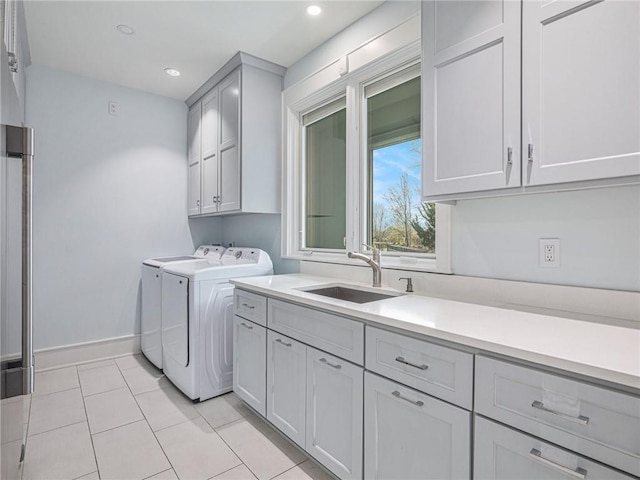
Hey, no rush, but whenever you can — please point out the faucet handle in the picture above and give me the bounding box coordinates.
[362,243,380,253]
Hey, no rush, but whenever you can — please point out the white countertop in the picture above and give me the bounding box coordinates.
[231,274,640,391]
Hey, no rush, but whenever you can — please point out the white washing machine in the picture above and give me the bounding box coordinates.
[160,248,272,400]
[141,245,226,369]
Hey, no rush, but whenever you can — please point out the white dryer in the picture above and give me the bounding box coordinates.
[160,248,272,400]
[141,245,226,369]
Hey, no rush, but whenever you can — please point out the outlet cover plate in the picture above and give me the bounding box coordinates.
[539,238,560,268]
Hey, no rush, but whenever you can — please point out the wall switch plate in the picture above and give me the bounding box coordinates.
[108,101,119,116]
[539,238,560,268]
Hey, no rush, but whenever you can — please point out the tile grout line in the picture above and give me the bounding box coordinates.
[115,357,179,480]
[27,419,87,439]
[205,462,255,480]
[142,467,175,480]
[31,384,80,398]
[72,470,99,480]
[82,384,132,399]
[213,418,263,480]
[77,365,102,480]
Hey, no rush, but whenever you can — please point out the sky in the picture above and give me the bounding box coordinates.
[372,138,422,225]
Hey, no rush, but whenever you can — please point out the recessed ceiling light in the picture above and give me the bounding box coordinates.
[164,68,181,77]
[306,5,322,16]
[116,24,135,35]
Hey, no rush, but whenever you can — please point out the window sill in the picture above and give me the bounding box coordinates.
[283,251,453,274]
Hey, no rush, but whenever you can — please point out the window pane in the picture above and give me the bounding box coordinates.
[305,107,346,249]
[368,76,436,254]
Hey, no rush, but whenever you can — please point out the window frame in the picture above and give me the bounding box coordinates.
[282,44,452,274]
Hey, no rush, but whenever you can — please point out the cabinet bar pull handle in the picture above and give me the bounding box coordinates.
[392,390,424,407]
[531,401,589,425]
[528,143,534,163]
[240,322,253,330]
[275,339,292,347]
[529,449,587,479]
[395,356,428,370]
[319,358,341,369]
[241,303,255,309]
[507,147,513,165]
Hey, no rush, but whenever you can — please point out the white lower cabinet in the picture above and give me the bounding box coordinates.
[474,415,635,480]
[364,372,471,480]
[306,348,364,480]
[266,330,306,448]
[232,315,266,416]
[233,291,635,480]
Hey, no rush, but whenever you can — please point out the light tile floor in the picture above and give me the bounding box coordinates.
[21,354,335,480]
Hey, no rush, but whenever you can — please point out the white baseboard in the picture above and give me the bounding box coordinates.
[35,334,141,372]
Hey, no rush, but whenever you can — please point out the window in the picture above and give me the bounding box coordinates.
[366,68,436,255]
[303,98,346,250]
[283,47,451,273]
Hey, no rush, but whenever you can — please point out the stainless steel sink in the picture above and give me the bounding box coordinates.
[302,285,402,304]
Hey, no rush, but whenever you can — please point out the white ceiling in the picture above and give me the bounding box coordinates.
[24,1,384,101]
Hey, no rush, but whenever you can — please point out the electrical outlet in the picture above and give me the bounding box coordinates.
[539,238,560,268]
[108,101,119,116]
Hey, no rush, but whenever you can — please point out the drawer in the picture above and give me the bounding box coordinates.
[476,356,640,476]
[365,326,473,409]
[234,290,267,326]
[474,415,635,480]
[268,299,364,365]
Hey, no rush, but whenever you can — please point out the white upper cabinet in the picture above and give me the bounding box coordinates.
[186,52,285,217]
[217,70,241,213]
[422,0,640,201]
[201,88,219,215]
[523,0,640,186]
[422,0,521,196]
[187,102,202,216]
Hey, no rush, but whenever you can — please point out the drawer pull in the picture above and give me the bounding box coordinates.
[240,322,253,330]
[395,356,429,371]
[241,303,256,310]
[319,358,341,369]
[392,390,424,407]
[529,449,587,479]
[531,400,589,425]
[275,338,292,347]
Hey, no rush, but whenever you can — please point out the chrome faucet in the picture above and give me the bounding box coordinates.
[347,243,382,287]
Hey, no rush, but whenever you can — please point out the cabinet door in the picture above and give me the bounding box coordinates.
[232,316,266,415]
[422,0,521,197]
[201,89,219,215]
[266,331,306,448]
[187,103,202,216]
[364,372,471,480]
[523,0,640,186]
[306,348,363,480]
[474,416,634,480]
[218,70,241,212]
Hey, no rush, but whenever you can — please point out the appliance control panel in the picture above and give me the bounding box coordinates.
[221,248,262,264]
[194,245,226,258]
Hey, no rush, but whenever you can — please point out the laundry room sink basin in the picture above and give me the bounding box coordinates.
[301,284,403,304]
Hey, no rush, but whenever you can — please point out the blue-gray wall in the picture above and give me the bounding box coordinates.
[284,1,640,292]
[26,64,204,350]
